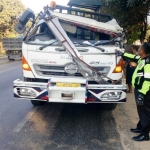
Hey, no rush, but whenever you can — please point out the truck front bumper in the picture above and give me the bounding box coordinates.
[14,78,127,103]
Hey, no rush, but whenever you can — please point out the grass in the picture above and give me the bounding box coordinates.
[0,53,6,57]
[0,42,6,57]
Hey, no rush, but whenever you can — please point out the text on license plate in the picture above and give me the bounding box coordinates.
[56,83,81,87]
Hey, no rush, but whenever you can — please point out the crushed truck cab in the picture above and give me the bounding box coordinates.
[13,3,127,110]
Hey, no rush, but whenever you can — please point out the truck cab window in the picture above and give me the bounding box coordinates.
[26,23,57,45]
[73,28,95,40]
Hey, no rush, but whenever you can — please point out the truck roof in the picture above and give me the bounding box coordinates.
[49,10,123,35]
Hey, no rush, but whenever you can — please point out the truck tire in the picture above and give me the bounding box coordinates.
[102,103,117,110]
[31,100,46,106]
[8,56,14,61]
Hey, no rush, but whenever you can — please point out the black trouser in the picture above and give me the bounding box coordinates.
[134,89,150,135]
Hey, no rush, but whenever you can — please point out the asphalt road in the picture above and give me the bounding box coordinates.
[0,57,124,150]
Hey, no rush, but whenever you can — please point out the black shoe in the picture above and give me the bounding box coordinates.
[132,134,149,141]
[130,128,141,133]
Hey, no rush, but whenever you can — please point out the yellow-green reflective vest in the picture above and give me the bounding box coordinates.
[123,53,150,95]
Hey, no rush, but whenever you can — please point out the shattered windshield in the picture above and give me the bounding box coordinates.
[26,22,59,45]
[28,38,58,45]
[26,21,111,45]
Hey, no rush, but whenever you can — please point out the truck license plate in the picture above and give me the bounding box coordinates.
[56,83,80,87]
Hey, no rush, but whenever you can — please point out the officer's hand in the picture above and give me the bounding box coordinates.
[115,49,123,56]
[136,93,144,105]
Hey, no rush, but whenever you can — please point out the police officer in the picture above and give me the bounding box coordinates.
[117,42,150,141]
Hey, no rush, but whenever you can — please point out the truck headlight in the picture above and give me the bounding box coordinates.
[100,92,122,100]
[17,88,36,98]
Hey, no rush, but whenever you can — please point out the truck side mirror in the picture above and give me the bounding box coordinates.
[14,22,26,34]
[14,8,35,34]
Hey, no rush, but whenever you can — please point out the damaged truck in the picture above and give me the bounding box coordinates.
[13,2,127,110]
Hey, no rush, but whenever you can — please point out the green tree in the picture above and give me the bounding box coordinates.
[0,0,25,38]
[146,27,150,42]
[101,0,150,44]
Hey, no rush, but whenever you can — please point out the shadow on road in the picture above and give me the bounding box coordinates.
[1,103,123,150]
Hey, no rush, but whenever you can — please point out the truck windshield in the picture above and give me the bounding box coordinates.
[26,22,111,45]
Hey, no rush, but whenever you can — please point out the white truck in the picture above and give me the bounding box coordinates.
[13,3,127,110]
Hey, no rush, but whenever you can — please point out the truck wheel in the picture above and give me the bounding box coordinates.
[31,100,46,106]
[103,103,117,110]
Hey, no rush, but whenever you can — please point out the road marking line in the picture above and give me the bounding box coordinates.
[13,107,38,132]
[0,63,19,69]
[0,67,17,74]
[0,61,20,66]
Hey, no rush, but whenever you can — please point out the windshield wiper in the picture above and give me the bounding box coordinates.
[39,40,58,50]
[39,40,105,51]
[94,34,122,46]
[76,43,106,52]
[89,45,105,52]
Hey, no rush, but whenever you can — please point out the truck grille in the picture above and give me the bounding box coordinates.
[33,64,110,78]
